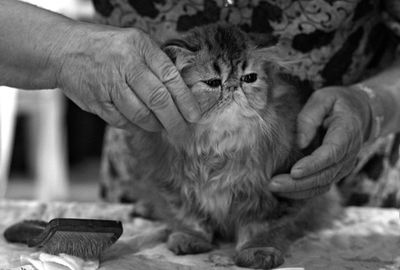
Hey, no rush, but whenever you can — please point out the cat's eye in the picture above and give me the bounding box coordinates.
[203,79,222,88]
[241,73,258,83]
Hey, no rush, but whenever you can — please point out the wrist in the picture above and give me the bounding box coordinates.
[52,22,120,90]
[350,83,384,144]
[0,1,84,89]
[49,20,88,89]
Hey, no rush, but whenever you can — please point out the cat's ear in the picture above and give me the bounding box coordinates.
[250,37,303,70]
[250,42,308,100]
[162,39,196,71]
[250,45,299,70]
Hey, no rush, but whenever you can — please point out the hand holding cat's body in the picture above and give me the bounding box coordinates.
[269,86,370,199]
[270,59,400,199]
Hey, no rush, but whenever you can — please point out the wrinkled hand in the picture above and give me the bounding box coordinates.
[269,86,372,199]
[56,24,200,136]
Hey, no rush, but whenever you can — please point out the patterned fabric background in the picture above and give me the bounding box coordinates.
[93,0,400,207]
[92,0,393,87]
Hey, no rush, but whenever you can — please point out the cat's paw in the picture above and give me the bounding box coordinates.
[235,247,284,269]
[167,231,213,255]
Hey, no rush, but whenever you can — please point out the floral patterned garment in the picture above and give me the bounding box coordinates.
[95,0,400,207]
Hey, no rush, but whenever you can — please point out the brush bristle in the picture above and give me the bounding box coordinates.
[41,231,115,259]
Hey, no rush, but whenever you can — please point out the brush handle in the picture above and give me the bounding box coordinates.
[28,218,123,247]
[3,220,47,244]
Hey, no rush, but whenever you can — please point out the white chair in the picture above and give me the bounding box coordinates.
[0,87,18,197]
[0,0,94,201]
[0,88,69,201]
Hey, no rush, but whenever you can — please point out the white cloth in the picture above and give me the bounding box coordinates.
[15,253,99,270]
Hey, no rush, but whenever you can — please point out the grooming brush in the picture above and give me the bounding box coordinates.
[4,218,123,259]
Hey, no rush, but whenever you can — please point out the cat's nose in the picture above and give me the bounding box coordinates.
[226,86,238,92]
[223,81,239,93]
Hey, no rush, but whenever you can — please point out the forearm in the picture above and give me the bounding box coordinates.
[352,60,400,138]
[0,0,78,89]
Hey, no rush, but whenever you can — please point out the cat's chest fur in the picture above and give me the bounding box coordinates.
[169,148,280,229]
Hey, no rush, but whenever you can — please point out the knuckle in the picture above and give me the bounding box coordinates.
[131,106,153,124]
[129,64,147,83]
[327,143,341,162]
[160,65,180,84]
[148,86,171,110]
[110,86,123,103]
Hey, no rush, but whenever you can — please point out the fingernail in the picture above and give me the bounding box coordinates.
[297,133,307,148]
[268,181,281,189]
[291,167,303,178]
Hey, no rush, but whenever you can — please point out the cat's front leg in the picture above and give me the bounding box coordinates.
[167,216,214,255]
[234,222,292,269]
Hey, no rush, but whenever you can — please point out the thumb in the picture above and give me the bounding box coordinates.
[297,90,336,148]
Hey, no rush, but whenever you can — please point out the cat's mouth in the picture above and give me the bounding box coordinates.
[196,93,252,127]
[200,93,236,117]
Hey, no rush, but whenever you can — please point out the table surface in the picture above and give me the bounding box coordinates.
[0,200,399,270]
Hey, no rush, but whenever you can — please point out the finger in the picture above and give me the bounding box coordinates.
[144,44,201,122]
[269,174,298,193]
[93,101,139,133]
[270,166,337,193]
[275,184,331,200]
[112,86,162,132]
[271,155,357,193]
[291,116,360,178]
[297,92,336,148]
[335,156,358,181]
[127,64,187,137]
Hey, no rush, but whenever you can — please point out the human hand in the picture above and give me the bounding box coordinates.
[269,86,372,199]
[55,23,200,137]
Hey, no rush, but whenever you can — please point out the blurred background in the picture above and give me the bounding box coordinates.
[1,0,102,202]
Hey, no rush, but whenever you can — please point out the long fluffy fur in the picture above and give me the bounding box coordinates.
[103,24,340,269]
[158,25,308,233]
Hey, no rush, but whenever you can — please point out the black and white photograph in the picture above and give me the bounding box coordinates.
[1,0,400,269]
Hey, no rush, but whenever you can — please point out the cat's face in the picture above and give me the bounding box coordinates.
[164,25,296,152]
[182,48,270,123]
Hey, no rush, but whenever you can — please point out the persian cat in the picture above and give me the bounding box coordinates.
[102,24,339,269]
